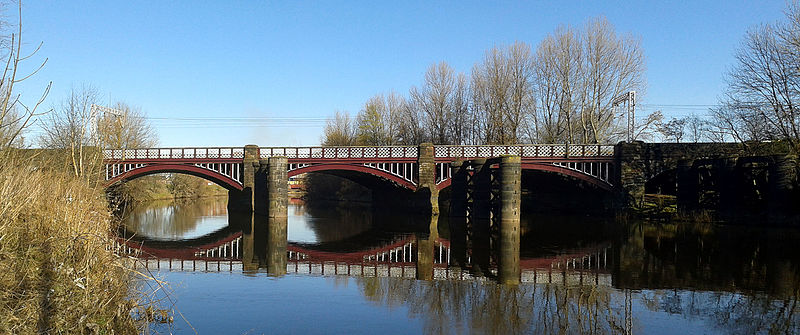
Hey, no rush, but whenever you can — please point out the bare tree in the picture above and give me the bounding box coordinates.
[410,62,462,144]
[39,85,100,176]
[356,95,389,145]
[450,73,471,144]
[712,20,800,147]
[532,17,645,144]
[631,110,664,142]
[580,18,645,143]
[659,117,687,143]
[97,102,157,149]
[0,2,50,150]
[684,113,708,143]
[396,96,427,145]
[384,91,406,145]
[472,42,535,144]
[322,110,356,146]
[532,27,581,143]
[322,17,644,147]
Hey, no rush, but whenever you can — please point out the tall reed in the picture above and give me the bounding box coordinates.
[0,154,146,333]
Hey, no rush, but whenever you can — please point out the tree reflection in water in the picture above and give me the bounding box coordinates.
[356,277,631,334]
[355,275,799,334]
[122,197,228,240]
[118,198,800,334]
[621,221,800,334]
[352,218,800,335]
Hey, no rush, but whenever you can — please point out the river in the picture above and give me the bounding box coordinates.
[118,197,800,334]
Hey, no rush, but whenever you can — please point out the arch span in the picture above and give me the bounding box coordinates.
[521,163,613,191]
[106,164,243,191]
[436,162,614,192]
[289,163,416,190]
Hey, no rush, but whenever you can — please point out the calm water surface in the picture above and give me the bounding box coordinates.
[120,197,800,334]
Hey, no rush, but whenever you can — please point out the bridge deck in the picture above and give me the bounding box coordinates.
[102,144,617,190]
[103,144,615,162]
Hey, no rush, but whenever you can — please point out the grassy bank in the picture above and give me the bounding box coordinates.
[114,174,228,204]
[0,157,147,333]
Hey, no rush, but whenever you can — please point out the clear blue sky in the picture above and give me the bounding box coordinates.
[16,1,787,147]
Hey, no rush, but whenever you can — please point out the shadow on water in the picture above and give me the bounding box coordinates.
[116,198,800,334]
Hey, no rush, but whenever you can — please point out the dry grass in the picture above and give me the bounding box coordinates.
[0,155,153,334]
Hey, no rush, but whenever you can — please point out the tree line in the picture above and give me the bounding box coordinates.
[326,3,800,150]
[709,1,800,150]
[653,1,800,148]
[323,17,648,146]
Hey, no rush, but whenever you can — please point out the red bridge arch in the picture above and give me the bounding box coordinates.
[288,163,417,190]
[521,163,614,191]
[434,162,614,192]
[106,163,244,191]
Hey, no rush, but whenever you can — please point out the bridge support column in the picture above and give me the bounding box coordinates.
[266,215,288,276]
[265,157,288,275]
[676,159,698,212]
[254,159,269,215]
[267,157,288,218]
[718,157,738,214]
[241,213,260,272]
[415,215,438,281]
[469,158,491,276]
[448,160,468,267]
[769,154,797,217]
[228,145,259,213]
[498,156,521,285]
[416,143,439,215]
[615,142,646,210]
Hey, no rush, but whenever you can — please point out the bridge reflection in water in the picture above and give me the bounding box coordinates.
[117,208,612,286]
[117,199,800,334]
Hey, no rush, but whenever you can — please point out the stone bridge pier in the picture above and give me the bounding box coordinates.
[449,156,522,284]
[227,145,290,218]
[228,143,441,217]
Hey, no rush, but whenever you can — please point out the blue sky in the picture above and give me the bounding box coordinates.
[16,1,787,147]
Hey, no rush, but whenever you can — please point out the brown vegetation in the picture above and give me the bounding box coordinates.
[0,154,146,333]
[0,2,163,332]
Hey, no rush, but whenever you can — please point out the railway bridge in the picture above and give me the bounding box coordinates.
[104,143,615,215]
[103,141,795,217]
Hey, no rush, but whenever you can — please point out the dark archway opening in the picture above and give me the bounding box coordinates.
[520,169,612,215]
[645,169,677,196]
[301,170,417,210]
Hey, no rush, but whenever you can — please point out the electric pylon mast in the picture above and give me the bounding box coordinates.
[612,91,636,142]
[89,104,124,143]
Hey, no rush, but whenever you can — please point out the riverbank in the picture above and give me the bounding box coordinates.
[112,174,228,204]
[631,194,800,226]
[0,157,147,333]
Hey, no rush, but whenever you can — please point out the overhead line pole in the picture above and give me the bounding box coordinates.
[612,91,636,142]
[89,104,124,144]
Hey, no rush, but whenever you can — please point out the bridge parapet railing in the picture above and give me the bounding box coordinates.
[103,147,245,160]
[434,144,615,159]
[259,146,419,159]
[104,144,615,161]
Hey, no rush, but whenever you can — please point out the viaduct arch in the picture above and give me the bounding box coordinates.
[103,142,792,215]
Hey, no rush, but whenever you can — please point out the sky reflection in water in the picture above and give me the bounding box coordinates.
[122,198,800,334]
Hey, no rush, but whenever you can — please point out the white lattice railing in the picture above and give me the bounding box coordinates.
[104,147,244,160]
[434,144,615,159]
[104,144,615,161]
[259,146,419,159]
